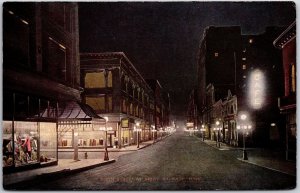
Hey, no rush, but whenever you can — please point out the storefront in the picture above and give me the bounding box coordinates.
[2,91,58,173]
[57,102,106,153]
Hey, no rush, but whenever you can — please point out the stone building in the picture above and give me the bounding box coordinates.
[2,2,84,171]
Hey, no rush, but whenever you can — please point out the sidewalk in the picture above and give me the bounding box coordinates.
[3,139,159,188]
[198,137,296,176]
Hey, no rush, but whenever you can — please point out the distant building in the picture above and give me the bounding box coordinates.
[197,25,285,147]
[186,89,198,131]
[273,21,296,160]
[146,79,171,135]
[80,52,156,148]
[80,52,171,148]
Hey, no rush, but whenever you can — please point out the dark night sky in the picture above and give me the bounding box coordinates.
[78,1,295,117]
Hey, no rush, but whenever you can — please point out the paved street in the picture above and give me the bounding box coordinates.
[10,131,296,190]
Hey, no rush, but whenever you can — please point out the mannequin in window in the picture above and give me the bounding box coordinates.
[22,135,32,161]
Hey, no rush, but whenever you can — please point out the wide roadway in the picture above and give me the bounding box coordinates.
[17,130,296,190]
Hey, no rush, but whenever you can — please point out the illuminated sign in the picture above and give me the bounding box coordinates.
[248,69,265,109]
[186,122,194,128]
[121,118,129,128]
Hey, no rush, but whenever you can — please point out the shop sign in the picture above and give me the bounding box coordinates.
[224,114,235,121]
[186,122,194,128]
[121,118,129,128]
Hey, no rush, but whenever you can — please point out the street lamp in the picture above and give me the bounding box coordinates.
[135,122,141,148]
[216,121,221,148]
[201,124,205,141]
[151,125,156,144]
[103,116,109,161]
[237,113,252,160]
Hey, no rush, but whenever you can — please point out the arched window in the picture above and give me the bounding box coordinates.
[290,63,296,93]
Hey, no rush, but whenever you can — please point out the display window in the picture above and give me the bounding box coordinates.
[2,120,57,168]
[58,124,106,148]
[39,122,57,163]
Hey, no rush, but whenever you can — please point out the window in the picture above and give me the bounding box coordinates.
[121,76,126,91]
[130,104,133,115]
[3,8,31,68]
[122,100,127,113]
[47,4,65,28]
[135,106,139,117]
[85,72,105,88]
[243,75,247,79]
[242,58,246,61]
[46,37,67,81]
[85,96,105,111]
[242,65,247,70]
[107,71,113,87]
[214,52,219,57]
[290,63,296,93]
[108,96,112,112]
[249,39,253,44]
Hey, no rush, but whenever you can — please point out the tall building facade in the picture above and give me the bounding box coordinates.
[80,52,171,148]
[3,2,81,171]
[197,25,286,147]
[273,21,296,160]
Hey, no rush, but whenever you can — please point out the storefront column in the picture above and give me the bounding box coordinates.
[73,128,79,161]
[117,122,121,149]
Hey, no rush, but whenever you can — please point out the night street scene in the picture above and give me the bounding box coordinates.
[1,1,297,191]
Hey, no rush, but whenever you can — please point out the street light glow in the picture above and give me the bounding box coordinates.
[103,116,108,122]
[241,114,247,120]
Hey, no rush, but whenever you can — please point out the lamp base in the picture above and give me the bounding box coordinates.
[243,150,248,160]
[104,151,109,161]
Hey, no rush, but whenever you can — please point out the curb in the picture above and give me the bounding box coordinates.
[138,143,154,150]
[237,158,296,177]
[3,159,116,189]
[194,136,238,151]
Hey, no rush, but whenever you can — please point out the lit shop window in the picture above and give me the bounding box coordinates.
[85,96,105,111]
[85,72,105,88]
[214,52,219,57]
[2,121,57,168]
[39,122,57,161]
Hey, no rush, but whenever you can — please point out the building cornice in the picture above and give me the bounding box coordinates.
[273,21,296,49]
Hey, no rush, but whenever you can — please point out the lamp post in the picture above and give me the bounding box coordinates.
[135,122,140,148]
[103,117,109,161]
[201,124,205,141]
[151,126,156,144]
[237,114,252,160]
[216,121,220,148]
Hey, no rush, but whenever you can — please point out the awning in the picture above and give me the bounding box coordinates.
[57,101,105,125]
[39,101,105,125]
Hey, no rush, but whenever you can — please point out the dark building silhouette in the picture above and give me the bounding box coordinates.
[3,2,81,171]
[197,25,286,147]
